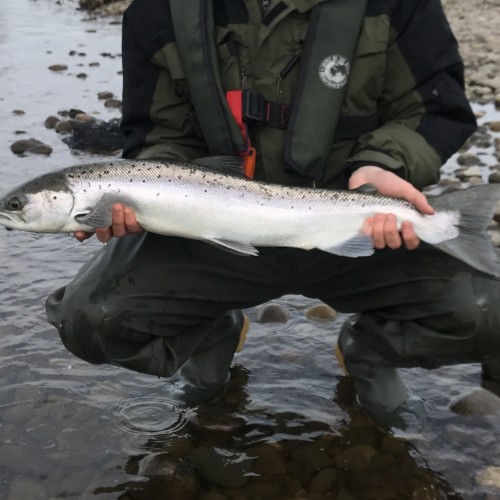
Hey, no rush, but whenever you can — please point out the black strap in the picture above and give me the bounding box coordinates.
[243,90,290,129]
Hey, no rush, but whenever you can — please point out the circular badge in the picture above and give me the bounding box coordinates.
[319,54,350,90]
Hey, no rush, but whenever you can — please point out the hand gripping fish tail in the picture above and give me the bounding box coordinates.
[425,184,500,278]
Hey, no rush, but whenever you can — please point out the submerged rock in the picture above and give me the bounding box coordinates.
[256,303,290,323]
[61,117,125,154]
[10,138,52,156]
[305,304,337,321]
[449,388,500,415]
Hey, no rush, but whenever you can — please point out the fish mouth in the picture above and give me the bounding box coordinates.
[0,211,23,227]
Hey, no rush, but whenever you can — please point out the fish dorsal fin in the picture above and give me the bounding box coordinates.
[74,196,114,228]
[193,156,246,177]
[320,234,374,258]
[209,238,259,256]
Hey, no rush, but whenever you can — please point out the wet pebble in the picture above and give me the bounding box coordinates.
[74,113,95,123]
[104,98,122,109]
[89,61,100,67]
[488,121,500,133]
[476,467,500,489]
[187,406,246,436]
[457,153,480,167]
[489,171,500,183]
[248,443,287,476]
[45,115,60,129]
[98,90,114,100]
[48,64,68,72]
[489,230,500,247]
[55,120,73,134]
[76,72,88,79]
[308,467,338,494]
[8,476,47,500]
[494,201,500,223]
[334,444,376,471]
[10,138,52,156]
[12,109,25,115]
[305,304,337,322]
[456,166,483,181]
[190,445,251,488]
[256,303,290,323]
[449,388,500,415]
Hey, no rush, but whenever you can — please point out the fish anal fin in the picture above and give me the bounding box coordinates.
[320,234,374,258]
[209,238,259,256]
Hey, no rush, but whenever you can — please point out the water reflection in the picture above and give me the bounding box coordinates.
[89,367,462,499]
[1,0,500,498]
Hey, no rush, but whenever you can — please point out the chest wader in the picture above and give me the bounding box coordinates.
[170,0,368,180]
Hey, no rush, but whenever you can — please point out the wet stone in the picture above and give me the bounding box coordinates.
[308,467,338,494]
[494,201,500,222]
[488,121,500,133]
[334,445,376,471]
[256,303,290,323]
[48,64,68,72]
[450,388,500,415]
[489,171,500,183]
[12,109,25,115]
[248,443,287,476]
[187,406,246,436]
[489,230,500,247]
[74,113,94,123]
[457,153,480,167]
[104,98,122,108]
[98,91,114,100]
[476,467,500,489]
[8,476,47,500]
[69,108,86,118]
[76,72,88,79]
[305,304,337,322]
[190,445,251,488]
[292,441,335,470]
[45,115,60,129]
[55,120,73,134]
[457,166,483,179]
[10,138,52,156]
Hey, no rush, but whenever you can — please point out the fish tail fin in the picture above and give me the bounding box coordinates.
[428,184,500,277]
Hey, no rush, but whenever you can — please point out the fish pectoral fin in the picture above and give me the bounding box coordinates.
[320,234,374,258]
[74,198,113,229]
[209,238,259,257]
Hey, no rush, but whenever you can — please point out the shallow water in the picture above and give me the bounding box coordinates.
[1,1,500,498]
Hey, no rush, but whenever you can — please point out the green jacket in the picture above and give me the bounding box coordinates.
[120,0,476,189]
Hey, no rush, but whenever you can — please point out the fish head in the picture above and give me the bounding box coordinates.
[0,177,75,232]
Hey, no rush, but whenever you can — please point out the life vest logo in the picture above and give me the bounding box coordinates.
[319,54,350,90]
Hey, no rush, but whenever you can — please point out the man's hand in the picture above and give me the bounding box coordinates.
[74,204,143,243]
[349,165,434,250]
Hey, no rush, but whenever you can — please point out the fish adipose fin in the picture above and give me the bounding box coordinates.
[209,238,259,256]
[429,184,500,278]
[74,196,114,228]
[320,234,375,258]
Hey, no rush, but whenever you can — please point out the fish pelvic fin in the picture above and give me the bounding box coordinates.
[428,184,500,277]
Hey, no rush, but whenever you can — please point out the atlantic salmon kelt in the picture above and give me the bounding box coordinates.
[0,158,499,277]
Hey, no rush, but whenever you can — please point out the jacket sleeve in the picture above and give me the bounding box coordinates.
[120,0,208,161]
[346,0,476,189]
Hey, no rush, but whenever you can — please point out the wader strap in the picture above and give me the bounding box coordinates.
[170,0,247,155]
[285,0,369,180]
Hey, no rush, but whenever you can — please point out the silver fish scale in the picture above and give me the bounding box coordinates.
[58,159,417,216]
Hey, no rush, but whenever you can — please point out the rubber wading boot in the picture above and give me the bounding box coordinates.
[336,317,427,434]
[176,311,249,405]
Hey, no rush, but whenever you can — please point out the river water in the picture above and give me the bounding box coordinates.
[1,0,500,498]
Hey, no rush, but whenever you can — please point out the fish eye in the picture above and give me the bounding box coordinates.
[6,195,25,211]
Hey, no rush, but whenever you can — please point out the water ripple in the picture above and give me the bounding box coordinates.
[114,397,188,437]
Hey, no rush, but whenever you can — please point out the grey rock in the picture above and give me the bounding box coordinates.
[450,388,500,415]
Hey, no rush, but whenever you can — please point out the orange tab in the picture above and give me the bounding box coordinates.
[244,147,256,179]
